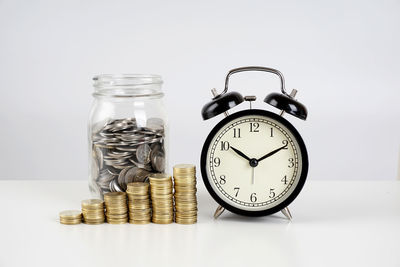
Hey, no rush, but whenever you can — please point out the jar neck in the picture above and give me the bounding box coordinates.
[93,74,163,98]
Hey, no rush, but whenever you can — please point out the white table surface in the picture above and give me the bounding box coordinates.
[0,180,399,267]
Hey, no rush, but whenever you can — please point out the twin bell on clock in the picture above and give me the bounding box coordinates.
[200,66,309,220]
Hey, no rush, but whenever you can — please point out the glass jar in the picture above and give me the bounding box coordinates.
[88,74,168,198]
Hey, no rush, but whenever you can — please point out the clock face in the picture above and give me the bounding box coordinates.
[201,109,308,216]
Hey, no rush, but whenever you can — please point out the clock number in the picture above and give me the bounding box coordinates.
[288,158,294,168]
[281,175,288,184]
[270,127,273,137]
[250,193,257,202]
[213,157,221,167]
[220,141,230,151]
[234,187,240,197]
[269,188,276,198]
[250,122,259,132]
[233,128,241,138]
[282,140,288,148]
[219,175,226,185]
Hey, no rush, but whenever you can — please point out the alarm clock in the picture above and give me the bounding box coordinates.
[200,66,309,219]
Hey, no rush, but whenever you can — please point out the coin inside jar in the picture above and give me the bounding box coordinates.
[136,144,151,164]
[91,118,166,196]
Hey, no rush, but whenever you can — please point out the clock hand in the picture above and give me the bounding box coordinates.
[230,146,251,162]
[251,167,255,185]
[257,144,288,162]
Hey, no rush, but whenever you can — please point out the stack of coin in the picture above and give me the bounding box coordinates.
[104,192,128,224]
[173,164,197,224]
[81,199,105,224]
[126,182,151,224]
[149,173,174,224]
[59,210,82,225]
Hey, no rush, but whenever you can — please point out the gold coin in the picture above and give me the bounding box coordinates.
[60,219,82,225]
[82,211,105,217]
[174,185,197,190]
[175,202,198,207]
[129,209,151,214]
[173,164,196,171]
[130,216,151,221]
[84,221,104,225]
[127,182,149,188]
[83,214,105,219]
[174,199,196,204]
[130,220,151,224]
[175,213,197,219]
[104,192,127,200]
[175,219,197,224]
[152,219,173,224]
[84,218,105,224]
[60,217,82,223]
[152,203,173,209]
[81,199,104,209]
[106,209,127,214]
[105,205,127,210]
[127,194,149,199]
[175,209,197,213]
[152,209,173,214]
[59,210,82,220]
[128,199,150,204]
[83,218,105,223]
[106,213,128,219]
[107,218,128,224]
[82,209,104,214]
[129,206,151,211]
[129,203,151,208]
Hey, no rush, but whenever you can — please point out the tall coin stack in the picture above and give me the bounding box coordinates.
[126,182,151,224]
[81,199,105,224]
[149,173,174,224]
[173,164,197,224]
[104,192,128,224]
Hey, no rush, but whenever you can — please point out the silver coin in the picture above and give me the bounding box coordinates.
[124,167,139,185]
[134,168,151,182]
[136,144,151,164]
[95,147,103,169]
[118,166,131,190]
[151,150,165,172]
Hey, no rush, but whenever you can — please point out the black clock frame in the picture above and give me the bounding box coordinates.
[200,109,309,217]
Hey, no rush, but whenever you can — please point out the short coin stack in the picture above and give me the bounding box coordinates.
[104,192,128,224]
[173,164,197,224]
[81,199,105,224]
[126,182,151,224]
[149,173,174,224]
[59,210,82,225]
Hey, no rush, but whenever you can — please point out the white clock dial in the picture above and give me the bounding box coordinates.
[205,114,303,211]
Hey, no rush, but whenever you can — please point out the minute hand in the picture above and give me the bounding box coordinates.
[257,144,288,162]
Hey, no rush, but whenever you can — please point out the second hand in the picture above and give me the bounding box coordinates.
[251,167,255,185]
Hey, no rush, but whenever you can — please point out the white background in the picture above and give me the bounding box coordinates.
[0,0,399,181]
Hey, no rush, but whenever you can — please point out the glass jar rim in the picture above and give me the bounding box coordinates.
[93,74,163,97]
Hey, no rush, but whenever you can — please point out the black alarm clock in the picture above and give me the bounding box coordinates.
[200,66,309,219]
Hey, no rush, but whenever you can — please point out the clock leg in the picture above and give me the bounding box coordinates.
[281,206,292,220]
[213,205,225,219]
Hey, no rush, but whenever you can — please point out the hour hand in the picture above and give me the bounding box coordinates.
[230,146,251,161]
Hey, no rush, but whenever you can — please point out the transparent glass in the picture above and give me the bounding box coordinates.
[88,74,168,198]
